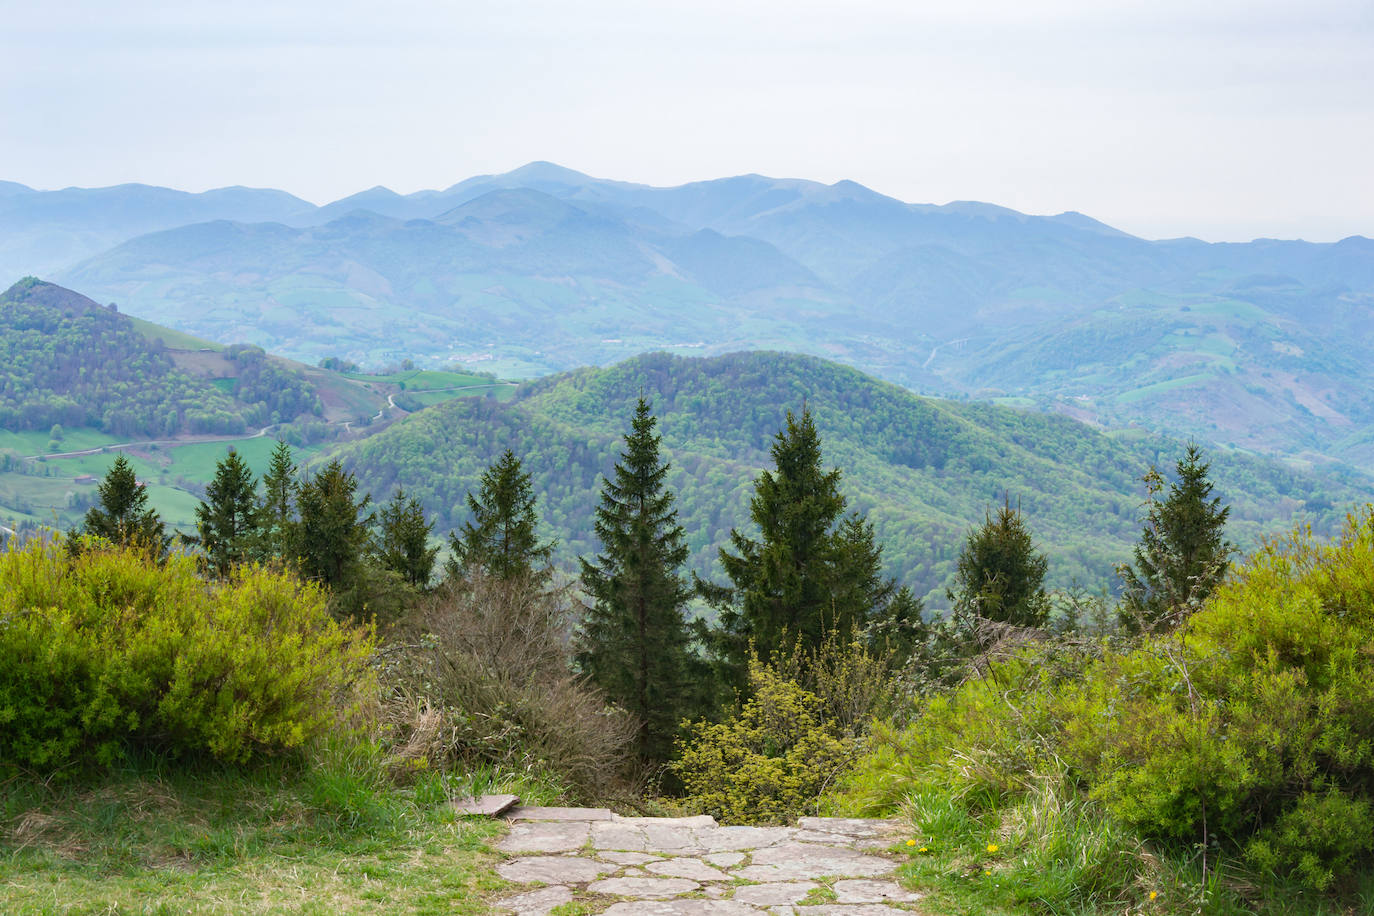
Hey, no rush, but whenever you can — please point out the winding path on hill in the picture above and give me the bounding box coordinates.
[488,806,925,915]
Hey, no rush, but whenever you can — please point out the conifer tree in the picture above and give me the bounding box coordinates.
[377,487,439,589]
[949,497,1050,628]
[705,407,901,689]
[447,449,553,585]
[76,453,169,554]
[577,398,700,764]
[294,459,373,589]
[256,439,297,563]
[1118,444,1233,631]
[194,448,260,576]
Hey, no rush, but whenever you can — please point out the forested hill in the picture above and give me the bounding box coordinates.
[0,278,320,438]
[334,350,1369,607]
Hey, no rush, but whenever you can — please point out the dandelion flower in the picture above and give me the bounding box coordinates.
[1150,891,1158,901]
[906,839,917,847]
[986,843,999,853]
[984,869,991,876]
[919,846,928,853]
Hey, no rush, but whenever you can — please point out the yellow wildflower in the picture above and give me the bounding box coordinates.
[1150,891,1158,901]
[906,839,917,847]
[986,843,999,853]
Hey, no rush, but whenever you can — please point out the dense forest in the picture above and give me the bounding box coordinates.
[0,278,319,438]
[335,350,1369,607]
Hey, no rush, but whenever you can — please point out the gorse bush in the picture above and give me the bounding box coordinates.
[836,508,1374,895]
[673,658,857,824]
[0,537,375,770]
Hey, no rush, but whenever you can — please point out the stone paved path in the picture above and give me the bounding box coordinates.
[492,808,923,915]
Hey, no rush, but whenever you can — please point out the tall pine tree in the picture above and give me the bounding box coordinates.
[704,407,902,690]
[376,487,439,589]
[76,453,169,554]
[195,448,260,576]
[577,398,700,765]
[294,460,372,589]
[1118,445,1232,631]
[949,497,1050,628]
[447,450,554,585]
[256,439,297,563]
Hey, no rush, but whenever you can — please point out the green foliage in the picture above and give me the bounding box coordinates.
[256,438,297,562]
[840,507,1374,898]
[705,407,907,691]
[446,449,554,585]
[949,497,1050,627]
[74,452,170,554]
[0,279,314,437]
[375,487,438,589]
[294,459,373,592]
[576,398,704,765]
[0,538,375,770]
[1118,444,1233,631]
[673,659,856,824]
[194,448,261,576]
[337,352,1366,612]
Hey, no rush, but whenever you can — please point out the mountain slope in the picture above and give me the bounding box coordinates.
[333,351,1366,610]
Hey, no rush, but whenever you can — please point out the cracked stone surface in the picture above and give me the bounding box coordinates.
[833,879,925,904]
[730,881,819,906]
[493,810,920,915]
[492,885,573,915]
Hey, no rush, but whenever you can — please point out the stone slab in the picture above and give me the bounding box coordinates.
[507,805,616,821]
[805,907,912,915]
[599,851,663,865]
[592,821,652,852]
[746,843,896,880]
[832,879,922,904]
[614,814,719,828]
[703,852,746,868]
[493,885,573,915]
[589,876,700,899]
[693,825,794,852]
[730,881,819,906]
[498,821,593,854]
[497,855,610,884]
[453,793,520,817]
[796,818,901,837]
[646,857,729,881]
[600,901,758,916]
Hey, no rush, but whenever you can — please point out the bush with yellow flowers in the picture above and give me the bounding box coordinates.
[0,537,374,771]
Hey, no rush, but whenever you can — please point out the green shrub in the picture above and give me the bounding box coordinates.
[673,660,855,824]
[838,507,1374,894]
[0,538,375,770]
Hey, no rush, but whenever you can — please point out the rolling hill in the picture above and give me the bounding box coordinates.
[331,350,1371,610]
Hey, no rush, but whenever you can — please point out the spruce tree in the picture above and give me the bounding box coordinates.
[1118,444,1233,631]
[577,398,700,765]
[294,460,372,589]
[76,453,169,553]
[195,449,260,576]
[949,497,1050,628]
[376,487,439,588]
[256,439,297,563]
[706,407,901,689]
[447,449,554,585]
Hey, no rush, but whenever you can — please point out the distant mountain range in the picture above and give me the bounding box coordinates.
[3,162,1373,469]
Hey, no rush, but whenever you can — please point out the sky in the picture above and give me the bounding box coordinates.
[1,0,1371,242]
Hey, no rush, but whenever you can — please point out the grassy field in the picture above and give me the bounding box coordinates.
[0,748,550,916]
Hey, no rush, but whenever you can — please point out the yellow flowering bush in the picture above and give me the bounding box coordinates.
[673,659,855,824]
[0,538,374,770]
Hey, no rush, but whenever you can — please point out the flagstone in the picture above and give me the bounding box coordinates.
[588,876,701,898]
[646,857,730,881]
[730,881,819,905]
[498,821,592,854]
[832,879,923,904]
[492,885,573,915]
[497,855,611,884]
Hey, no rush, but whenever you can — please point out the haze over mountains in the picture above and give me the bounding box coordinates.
[5,162,1373,469]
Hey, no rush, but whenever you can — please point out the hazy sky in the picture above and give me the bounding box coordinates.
[2,0,1370,241]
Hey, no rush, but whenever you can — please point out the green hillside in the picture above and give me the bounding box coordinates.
[0,278,321,438]
[333,351,1369,609]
